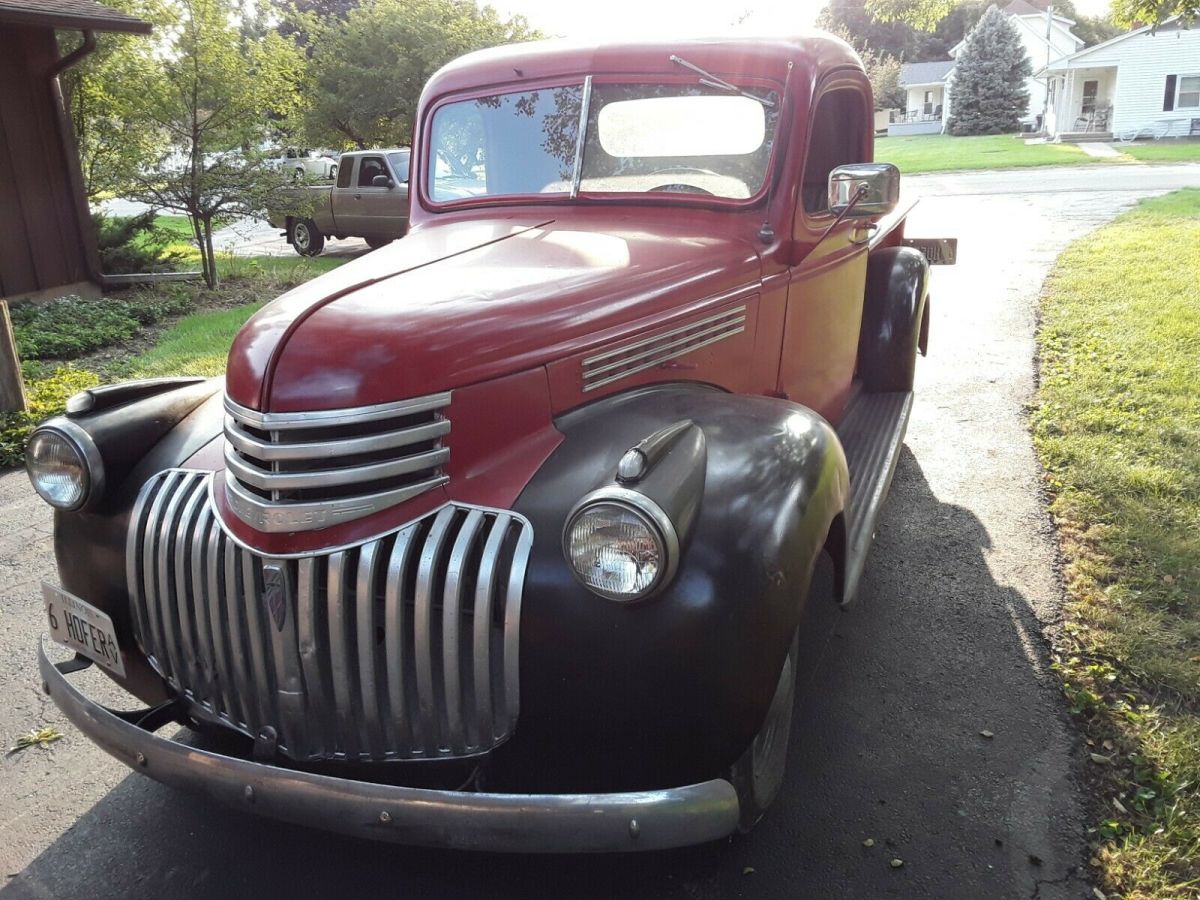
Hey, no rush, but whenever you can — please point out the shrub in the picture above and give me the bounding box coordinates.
[11,291,193,360]
[0,367,102,468]
[93,211,189,275]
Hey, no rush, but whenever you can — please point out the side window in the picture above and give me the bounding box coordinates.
[336,159,352,189]
[357,155,387,188]
[802,88,868,216]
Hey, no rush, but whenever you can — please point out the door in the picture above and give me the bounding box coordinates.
[350,154,408,240]
[778,80,873,425]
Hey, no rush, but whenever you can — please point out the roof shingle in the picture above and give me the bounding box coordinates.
[899,60,956,86]
[0,0,151,33]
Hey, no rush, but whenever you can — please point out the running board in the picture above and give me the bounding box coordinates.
[834,390,913,606]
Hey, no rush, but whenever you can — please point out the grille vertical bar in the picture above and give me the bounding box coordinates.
[128,469,530,762]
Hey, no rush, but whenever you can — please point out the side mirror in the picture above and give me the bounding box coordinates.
[372,175,395,189]
[828,163,900,218]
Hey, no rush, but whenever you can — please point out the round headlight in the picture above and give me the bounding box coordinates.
[564,494,675,601]
[25,426,99,510]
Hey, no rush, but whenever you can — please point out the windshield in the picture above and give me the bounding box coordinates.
[387,150,410,182]
[426,81,779,203]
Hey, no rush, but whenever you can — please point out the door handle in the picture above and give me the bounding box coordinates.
[354,193,362,200]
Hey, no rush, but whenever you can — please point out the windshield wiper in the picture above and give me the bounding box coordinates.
[669,54,776,108]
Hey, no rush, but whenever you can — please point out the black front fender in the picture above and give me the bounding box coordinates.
[501,384,848,791]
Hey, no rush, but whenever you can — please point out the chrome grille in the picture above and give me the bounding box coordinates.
[127,469,531,761]
[582,305,747,392]
[223,392,451,533]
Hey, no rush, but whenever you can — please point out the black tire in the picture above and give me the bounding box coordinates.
[289,218,324,257]
[729,630,799,832]
[365,236,393,250]
[329,163,338,181]
[858,246,929,392]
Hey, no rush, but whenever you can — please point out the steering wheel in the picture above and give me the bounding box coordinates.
[648,183,715,195]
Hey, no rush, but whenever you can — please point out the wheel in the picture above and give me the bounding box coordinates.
[365,236,393,250]
[289,218,324,257]
[328,163,338,180]
[293,166,305,181]
[729,630,798,832]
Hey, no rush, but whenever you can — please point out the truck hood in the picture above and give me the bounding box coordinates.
[226,214,761,412]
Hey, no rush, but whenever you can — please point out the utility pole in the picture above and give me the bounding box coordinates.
[1041,4,1054,134]
[0,300,27,413]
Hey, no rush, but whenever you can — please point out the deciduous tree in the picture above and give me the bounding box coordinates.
[867,0,1193,30]
[126,0,308,288]
[301,0,539,149]
[946,5,1032,134]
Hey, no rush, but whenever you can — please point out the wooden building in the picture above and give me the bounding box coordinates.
[0,0,151,304]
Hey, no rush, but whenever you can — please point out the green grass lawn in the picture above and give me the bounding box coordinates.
[1033,189,1200,898]
[1119,138,1200,163]
[876,133,1095,173]
[127,300,268,378]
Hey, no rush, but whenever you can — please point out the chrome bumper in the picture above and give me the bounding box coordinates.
[39,641,741,853]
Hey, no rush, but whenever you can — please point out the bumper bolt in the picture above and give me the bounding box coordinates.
[135,752,147,767]
[629,818,640,839]
[244,785,255,803]
[379,811,392,824]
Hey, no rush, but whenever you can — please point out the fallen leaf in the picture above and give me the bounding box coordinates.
[1093,889,1107,900]
[1102,739,1114,751]
[1113,798,1127,814]
[863,838,875,848]
[742,867,754,876]
[890,859,904,869]
[1028,854,1043,866]
[1090,753,1111,765]
[980,730,994,739]
[7,727,63,755]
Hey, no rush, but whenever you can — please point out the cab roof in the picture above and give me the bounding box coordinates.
[421,33,863,103]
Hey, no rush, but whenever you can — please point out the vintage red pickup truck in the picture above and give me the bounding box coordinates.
[28,33,953,852]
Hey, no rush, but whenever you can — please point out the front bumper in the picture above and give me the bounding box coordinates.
[39,640,740,853]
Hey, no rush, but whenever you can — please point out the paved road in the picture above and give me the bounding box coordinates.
[4,164,1199,898]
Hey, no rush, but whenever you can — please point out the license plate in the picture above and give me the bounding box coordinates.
[904,237,958,265]
[43,583,126,678]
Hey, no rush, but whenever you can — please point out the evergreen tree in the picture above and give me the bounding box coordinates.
[947,5,1032,135]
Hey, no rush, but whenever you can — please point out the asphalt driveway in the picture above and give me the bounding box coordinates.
[4,164,1200,898]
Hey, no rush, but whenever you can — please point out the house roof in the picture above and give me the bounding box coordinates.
[899,60,956,86]
[0,0,151,33]
[1040,15,1180,72]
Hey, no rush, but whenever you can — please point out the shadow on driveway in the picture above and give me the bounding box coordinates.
[1,451,1086,899]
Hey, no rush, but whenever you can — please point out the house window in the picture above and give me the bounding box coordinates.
[923,90,934,115]
[1179,75,1200,109]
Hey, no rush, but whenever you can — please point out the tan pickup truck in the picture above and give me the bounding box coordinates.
[269,148,410,256]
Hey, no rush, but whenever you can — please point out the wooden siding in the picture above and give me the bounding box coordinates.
[0,24,93,300]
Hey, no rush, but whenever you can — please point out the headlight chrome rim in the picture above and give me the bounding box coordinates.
[562,485,680,602]
[25,421,104,511]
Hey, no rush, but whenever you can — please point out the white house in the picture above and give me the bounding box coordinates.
[1040,17,1200,140]
[888,0,1082,136]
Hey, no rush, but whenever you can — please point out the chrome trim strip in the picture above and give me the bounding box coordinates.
[503,521,533,734]
[296,556,329,757]
[443,509,484,753]
[473,514,509,744]
[223,471,449,534]
[583,305,746,367]
[224,444,450,491]
[583,314,747,380]
[327,550,356,757]
[356,541,385,758]
[206,519,234,722]
[241,547,274,738]
[174,479,208,692]
[415,508,455,752]
[189,504,215,702]
[41,641,743,854]
[384,525,418,751]
[570,75,592,200]
[223,392,451,430]
[581,305,747,392]
[225,416,451,462]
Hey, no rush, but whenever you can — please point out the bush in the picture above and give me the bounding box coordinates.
[93,211,189,275]
[0,367,102,468]
[11,291,193,360]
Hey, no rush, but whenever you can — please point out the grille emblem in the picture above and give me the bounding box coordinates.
[263,564,288,632]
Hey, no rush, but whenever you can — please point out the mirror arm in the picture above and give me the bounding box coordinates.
[808,183,868,256]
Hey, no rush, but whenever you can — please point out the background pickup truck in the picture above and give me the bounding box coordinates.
[268,148,410,256]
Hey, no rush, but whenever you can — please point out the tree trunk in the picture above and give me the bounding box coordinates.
[0,300,27,414]
[201,216,219,290]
